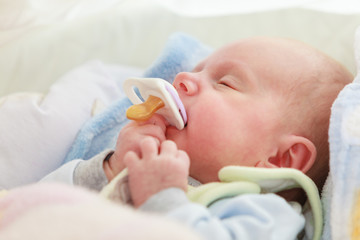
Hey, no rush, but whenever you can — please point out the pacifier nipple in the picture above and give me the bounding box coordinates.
[123,77,187,130]
[126,95,165,121]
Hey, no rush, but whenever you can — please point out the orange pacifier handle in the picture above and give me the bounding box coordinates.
[126,95,165,121]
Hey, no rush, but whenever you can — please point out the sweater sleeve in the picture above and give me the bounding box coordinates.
[73,150,113,191]
[40,150,113,191]
[141,189,305,240]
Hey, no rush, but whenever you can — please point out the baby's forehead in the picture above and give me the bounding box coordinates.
[194,39,320,87]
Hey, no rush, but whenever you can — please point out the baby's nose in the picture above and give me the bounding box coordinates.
[173,72,198,96]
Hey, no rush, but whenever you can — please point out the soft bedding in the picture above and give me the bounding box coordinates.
[2,0,360,97]
[0,183,201,240]
[321,27,360,240]
[0,61,142,189]
[2,1,360,240]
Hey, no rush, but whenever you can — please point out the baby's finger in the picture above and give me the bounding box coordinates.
[123,151,140,167]
[176,150,190,168]
[136,114,168,133]
[140,137,159,160]
[124,123,167,144]
[138,125,167,143]
[159,140,178,156]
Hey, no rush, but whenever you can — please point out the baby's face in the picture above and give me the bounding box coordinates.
[166,38,309,183]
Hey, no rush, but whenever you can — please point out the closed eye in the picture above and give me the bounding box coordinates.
[218,79,236,90]
[219,81,231,87]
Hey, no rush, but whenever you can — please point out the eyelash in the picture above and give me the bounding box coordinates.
[218,79,234,90]
[219,81,230,87]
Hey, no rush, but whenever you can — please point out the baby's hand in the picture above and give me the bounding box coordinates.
[104,115,167,181]
[124,137,190,207]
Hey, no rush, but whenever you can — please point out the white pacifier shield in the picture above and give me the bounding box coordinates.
[123,77,186,130]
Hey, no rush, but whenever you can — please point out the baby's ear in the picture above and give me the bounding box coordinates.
[267,135,316,173]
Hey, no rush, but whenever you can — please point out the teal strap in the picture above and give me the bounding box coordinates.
[187,181,261,206]
[219,166,322,240]
[188,166,322,240]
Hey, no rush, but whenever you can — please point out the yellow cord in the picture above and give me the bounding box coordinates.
[351,190,360,239]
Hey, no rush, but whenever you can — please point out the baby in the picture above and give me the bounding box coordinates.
[106,37,351,195]
[101,37,353,239]
[43,37,353,239]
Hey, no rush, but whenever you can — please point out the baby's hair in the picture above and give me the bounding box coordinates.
[281,44,353,189]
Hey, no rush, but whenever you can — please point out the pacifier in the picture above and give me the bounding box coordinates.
[123,77,187,130]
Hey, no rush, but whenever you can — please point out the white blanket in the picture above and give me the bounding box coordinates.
[321,26,360,240]
[0,61,142,188]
